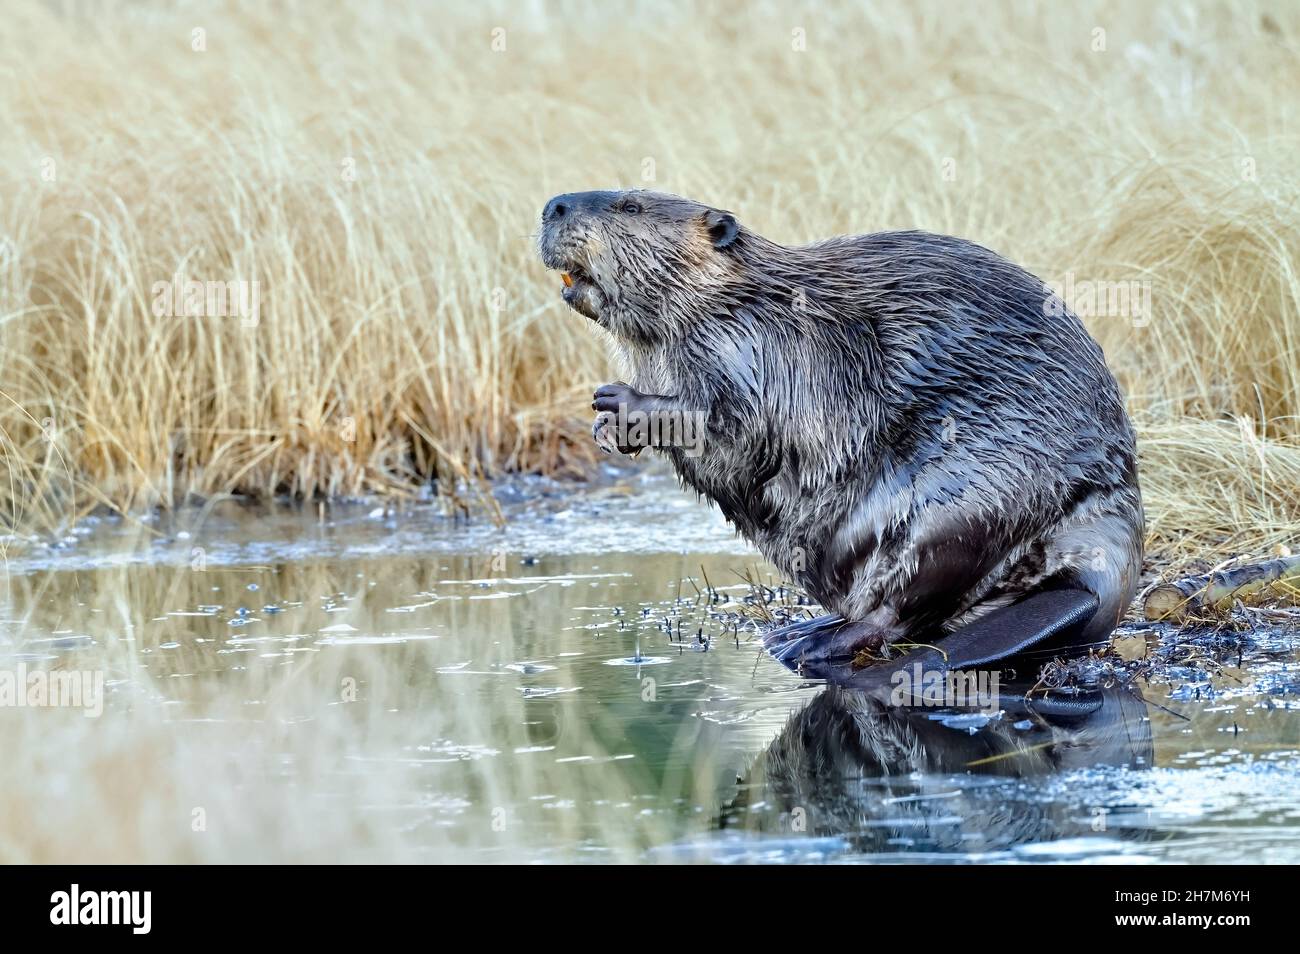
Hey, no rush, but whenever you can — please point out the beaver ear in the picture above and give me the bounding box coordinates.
[704,210,738,249]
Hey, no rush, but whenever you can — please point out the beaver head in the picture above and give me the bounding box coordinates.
[537,189,742,343]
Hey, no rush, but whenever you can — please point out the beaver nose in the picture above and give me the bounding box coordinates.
[543,195,570,222]
[544,191,614,223]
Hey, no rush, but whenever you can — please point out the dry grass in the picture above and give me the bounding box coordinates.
[1,0,1299,569]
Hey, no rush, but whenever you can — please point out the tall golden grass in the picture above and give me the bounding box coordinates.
[2,0,1298,566]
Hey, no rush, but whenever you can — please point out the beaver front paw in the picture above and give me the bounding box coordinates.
[591,382,653,456]
[592,411,641,456]
[592,381,648,416]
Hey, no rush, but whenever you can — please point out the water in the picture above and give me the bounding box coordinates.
[2,470,1299,863]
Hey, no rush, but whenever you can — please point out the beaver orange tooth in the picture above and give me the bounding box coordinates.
[561,272,574,288]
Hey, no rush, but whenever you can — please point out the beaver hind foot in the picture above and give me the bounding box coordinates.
[763,616,888,669]
[765,588,1100,676]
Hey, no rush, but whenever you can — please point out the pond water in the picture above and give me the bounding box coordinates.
[2,468,1299,863]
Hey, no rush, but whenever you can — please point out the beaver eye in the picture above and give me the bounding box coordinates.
[619,200,642,214]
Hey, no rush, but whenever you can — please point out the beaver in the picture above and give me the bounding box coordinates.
[537,189,1144,669]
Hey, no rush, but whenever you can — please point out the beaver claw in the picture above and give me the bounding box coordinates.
[763,615,886,670]
[591,382,650,456]
[592,411,640,456]
[592,411,618,454]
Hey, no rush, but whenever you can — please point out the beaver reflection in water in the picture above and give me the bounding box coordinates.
[538,190,1143,670]
[718,680,1153,857]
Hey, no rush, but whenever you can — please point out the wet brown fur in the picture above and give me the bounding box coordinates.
[538,189,1144,652]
